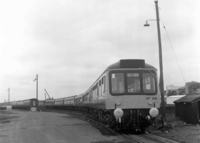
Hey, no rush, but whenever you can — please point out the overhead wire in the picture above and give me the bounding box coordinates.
[161,22,186,84]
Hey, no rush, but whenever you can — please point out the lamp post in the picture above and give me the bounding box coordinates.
[34,74,39,101]
[144,0,166,127]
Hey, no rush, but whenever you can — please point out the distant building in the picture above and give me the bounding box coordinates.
[166,85,185,96]
[167,81,200,124]
[185,81,200,95]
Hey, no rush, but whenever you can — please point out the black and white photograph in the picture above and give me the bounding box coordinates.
[0,0,199,143]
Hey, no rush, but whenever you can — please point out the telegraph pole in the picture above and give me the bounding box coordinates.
[144,0,166,127]
[36,74,38,100]
[8,88,10,103]
[34,74,39,100]
[155,0,166,127]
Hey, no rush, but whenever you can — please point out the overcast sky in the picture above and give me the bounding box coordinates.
[0,0,199,102]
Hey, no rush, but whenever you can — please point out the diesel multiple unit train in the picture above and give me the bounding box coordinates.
[2,59,160,131]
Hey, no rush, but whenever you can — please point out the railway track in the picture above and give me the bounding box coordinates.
[74,111,180,143]
[84,113,180,143]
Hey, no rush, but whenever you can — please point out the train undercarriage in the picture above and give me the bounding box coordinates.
[39,105,153,133]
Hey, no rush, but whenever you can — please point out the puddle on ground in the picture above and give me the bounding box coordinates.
[0,115,19,124]
[0,134,8,137]
[61,115,77,119]
[91,140,133,143]
[60,123,89,127]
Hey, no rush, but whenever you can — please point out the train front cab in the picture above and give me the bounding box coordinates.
[105,60,160,131]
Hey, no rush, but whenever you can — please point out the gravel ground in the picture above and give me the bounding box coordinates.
[1,109,200,143]
[149,120,200,143]
[49,110,200,143]
[0,110,132,143]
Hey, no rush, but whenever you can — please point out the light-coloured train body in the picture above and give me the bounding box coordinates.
[11,98,38,110]
[6,59,160,131]
[73,59,160,131]
[78,60,160,110]
[39,59,160,114]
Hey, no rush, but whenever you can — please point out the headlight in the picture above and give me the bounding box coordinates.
[113,108,124,123]
[149,107,159,118]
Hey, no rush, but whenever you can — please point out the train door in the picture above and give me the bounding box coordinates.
[31,99,38,107]
[32,100,36,107]
[31,99,38,111]
[100,76,106,96]
[89,92,92,103]
[198,101,200,121]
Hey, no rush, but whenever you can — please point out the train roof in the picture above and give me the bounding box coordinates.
[105,59,156,71]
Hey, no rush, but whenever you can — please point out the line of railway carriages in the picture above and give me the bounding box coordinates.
[2,59,161,132]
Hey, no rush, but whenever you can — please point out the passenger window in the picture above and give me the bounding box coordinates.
[97,84,99,96]
[111,73,125,94]
[126,73,141,93]
[99,80,102,96]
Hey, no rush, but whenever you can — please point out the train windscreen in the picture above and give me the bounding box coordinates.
[110,70,157,95]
